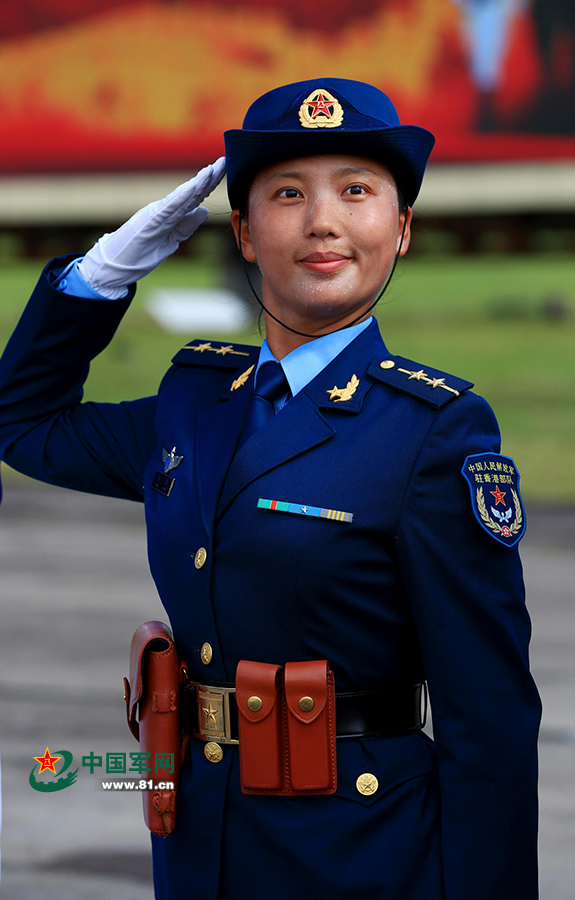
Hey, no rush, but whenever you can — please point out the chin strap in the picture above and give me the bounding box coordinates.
[239,212,409,339]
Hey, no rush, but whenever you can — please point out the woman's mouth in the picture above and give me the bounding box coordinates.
[299,252,352,274]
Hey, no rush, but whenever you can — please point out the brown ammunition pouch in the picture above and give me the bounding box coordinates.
[123,621,186,836]
[236,659,337,795]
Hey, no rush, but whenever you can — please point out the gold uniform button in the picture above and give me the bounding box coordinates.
[200,642,213,665]
[194,547,207,569]
[356,773,379,796]
[247,696,263,712]
[204,742,223,763]
[298,696,315,712]
[380,360,395,370]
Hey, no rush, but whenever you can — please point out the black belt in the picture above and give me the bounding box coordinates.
[183,681,426,745]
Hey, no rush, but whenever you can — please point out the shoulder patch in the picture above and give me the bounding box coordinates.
[368,356,473,408]
[461,453,526,547]
[171,339,259,369]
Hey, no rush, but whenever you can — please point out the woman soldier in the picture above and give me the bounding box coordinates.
[0,78,540,898]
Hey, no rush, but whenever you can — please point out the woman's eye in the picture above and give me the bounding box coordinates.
[279,188,301,199]
[345,184,367,195]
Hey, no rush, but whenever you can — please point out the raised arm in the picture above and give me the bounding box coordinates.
[0,161,226,502]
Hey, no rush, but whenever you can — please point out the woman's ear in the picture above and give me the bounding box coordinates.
[397,207,413,257]
[230,210,257,263]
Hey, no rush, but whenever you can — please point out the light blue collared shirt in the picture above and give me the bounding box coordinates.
[256,318,372,411]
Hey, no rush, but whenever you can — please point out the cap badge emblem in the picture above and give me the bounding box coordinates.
[299,89,344,129]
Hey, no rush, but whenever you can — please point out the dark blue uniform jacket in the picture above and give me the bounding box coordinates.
[0,258,541,899]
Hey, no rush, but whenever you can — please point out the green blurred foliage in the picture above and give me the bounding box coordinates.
[1,253,573,502]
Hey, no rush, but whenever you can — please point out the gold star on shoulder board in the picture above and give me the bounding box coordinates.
[183,341,251,358]
[398,367,460,396]
[327,374,360,403]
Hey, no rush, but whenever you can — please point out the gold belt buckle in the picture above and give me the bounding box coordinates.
[192,683,239,746]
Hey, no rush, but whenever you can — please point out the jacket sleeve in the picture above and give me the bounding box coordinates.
[0,256,158,502]
[395,391,541,899]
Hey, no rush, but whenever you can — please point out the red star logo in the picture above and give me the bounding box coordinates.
[306,92,335,119]
[490,484,506,505]
[33,747,62,775]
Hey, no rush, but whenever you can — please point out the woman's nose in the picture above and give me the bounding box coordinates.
[305,195,341,239]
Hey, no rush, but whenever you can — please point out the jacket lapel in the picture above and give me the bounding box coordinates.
[217,319,388,517]
[217,390,335,517]
[194,363,255,534]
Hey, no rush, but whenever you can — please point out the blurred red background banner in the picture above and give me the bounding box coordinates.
[0,0,574,174]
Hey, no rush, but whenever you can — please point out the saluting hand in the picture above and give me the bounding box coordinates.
[78,158,226,299]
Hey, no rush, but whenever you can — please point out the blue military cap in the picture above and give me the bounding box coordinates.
[224,77,435,210]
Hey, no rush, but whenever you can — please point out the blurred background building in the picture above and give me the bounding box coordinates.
[0,0,574,248]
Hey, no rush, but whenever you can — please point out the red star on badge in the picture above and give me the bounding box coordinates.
[33,747,61,775]
[490,484,506,505]
[306,92,335,119]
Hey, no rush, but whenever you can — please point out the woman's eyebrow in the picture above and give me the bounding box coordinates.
[262,170,303,183]
[335,166,379,177]
[263,165,380,184]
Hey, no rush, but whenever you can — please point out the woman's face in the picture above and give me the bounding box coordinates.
[231,154,412,337]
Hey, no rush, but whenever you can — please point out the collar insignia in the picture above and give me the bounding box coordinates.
[230,364,254,391]
[326,374,359,403]
[299,89,344,129]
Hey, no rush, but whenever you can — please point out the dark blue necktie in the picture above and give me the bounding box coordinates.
[239,361,290,447]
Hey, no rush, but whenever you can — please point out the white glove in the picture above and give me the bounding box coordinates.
[78,158,226,299]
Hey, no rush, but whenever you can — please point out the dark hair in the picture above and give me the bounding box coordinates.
[396,186,407,215]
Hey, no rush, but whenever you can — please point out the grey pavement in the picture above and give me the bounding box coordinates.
[0,480,574,899]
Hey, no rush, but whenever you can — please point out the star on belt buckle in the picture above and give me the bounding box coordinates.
[193,684,238,745]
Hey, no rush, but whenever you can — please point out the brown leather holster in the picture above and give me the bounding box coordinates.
[236,659,337,796]
[123,621,186,836]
